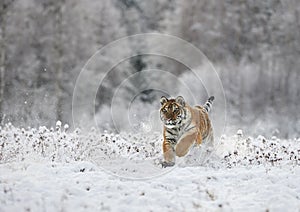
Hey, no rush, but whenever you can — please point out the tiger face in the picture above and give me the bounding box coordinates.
[160,96,186,128]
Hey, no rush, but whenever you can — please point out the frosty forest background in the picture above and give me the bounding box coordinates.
[0,0,299,137]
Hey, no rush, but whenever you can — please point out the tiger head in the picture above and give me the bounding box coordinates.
[160,96,186,128]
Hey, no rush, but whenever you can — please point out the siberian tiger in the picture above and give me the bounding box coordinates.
[159,96,214,167]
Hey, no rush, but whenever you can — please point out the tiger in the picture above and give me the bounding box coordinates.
[159,95,214,167]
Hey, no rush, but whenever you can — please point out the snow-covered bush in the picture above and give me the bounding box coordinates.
[219,131,300,168]
[1,123,299,169]
[0,122,162,165]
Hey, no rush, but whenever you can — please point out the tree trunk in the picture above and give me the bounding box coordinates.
[0,2,7,124]
[53,1,64,122]
[0,41,5,123]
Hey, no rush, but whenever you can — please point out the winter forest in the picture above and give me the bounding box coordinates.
[0,0,299,137]
[1,0,300,211]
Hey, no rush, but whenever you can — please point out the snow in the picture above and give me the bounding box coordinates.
[0,123,300,211]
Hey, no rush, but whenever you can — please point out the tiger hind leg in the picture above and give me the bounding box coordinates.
[199,131,214,165]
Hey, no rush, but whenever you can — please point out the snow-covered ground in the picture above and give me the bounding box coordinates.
[0,123,300,211]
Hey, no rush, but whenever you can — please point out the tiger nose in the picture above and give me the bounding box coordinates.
[166,114,175,120]
[166,113,172,119]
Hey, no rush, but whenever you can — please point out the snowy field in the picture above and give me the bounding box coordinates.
[1,122,300,211]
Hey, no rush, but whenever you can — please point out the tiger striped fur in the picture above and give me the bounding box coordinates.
[160,96,214,167]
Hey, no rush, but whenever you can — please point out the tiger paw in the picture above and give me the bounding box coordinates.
[161,161,175,168]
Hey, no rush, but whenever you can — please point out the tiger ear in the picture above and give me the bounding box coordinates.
[175,96,185,106]
[160,96,168,105]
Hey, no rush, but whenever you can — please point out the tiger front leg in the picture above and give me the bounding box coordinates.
[161,139,176,168]
[175,132,197,157]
